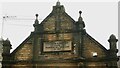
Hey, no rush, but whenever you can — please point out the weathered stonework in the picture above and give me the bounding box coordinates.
[14,43,33,61]
[1,1,118,68]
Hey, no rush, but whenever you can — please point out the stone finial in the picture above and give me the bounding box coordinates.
[79,11,82,17]
[35,14,38,19]
[56,0,60,6]
[6,38,9,41]
[108,34,118,42]
[77,11,85,29]
[6,38,10,43]
[4,38,11,45]
[110,34,116,39]
[34,14,39,24]
[78,11,83,21]
[33,14,39,32]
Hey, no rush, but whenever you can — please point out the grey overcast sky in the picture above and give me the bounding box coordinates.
[0,0,119,55]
